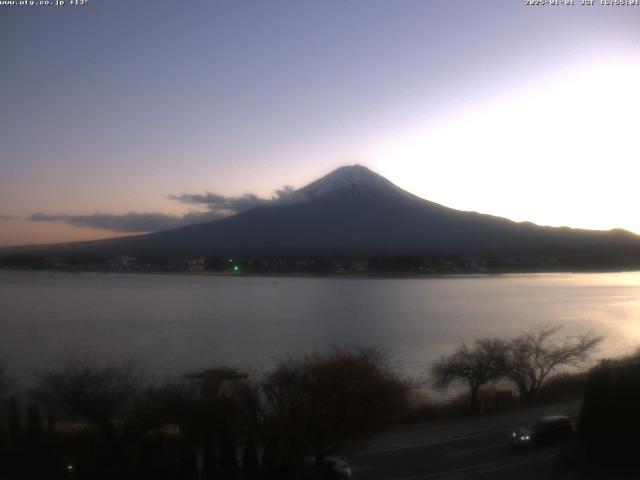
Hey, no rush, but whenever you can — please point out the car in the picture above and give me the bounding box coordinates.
[511,415,575,447]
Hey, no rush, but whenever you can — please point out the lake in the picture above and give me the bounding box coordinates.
[1,270,639,391]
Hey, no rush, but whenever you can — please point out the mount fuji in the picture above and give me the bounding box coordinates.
[5,165,640,262]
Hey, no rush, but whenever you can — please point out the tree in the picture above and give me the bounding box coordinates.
[261,348,410,476]
[505,326,602,402]
[177,438,199,480]
[579,351,640,464]
[0,363,10,400]
[26,402,44,447]
[241,436,260,480]
[32,361,157,479]
[5,397,24,480]
[8,397,22,447]
[202,429,219,480]
[42,411,65,480]
[260,443,279,480]
[33,361,140,442]
[219,425,239,480]
[25,403,48,480]
[431,338,508,413]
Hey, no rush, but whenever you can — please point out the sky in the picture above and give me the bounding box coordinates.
[2,0,640,246]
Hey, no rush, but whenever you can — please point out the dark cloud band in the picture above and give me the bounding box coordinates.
[169,185,304,212]
[26,185,307,233]
[28,211,225,233]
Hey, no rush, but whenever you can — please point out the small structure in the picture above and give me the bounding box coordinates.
[184,367,248,399]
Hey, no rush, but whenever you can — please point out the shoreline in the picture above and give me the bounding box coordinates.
[1,267,640,280]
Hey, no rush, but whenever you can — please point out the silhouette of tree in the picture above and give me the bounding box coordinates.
[506,326,602,402]
[219,425,239,480]
[8,397,22,447]
[261,348,409,476]
[26,402,44,446]
[241,436,260,480]
[42,409,65,478]
[260,443,279,480]
[25,403,47,480]
[0,363,10,400]
[33,361,140,442]
[45,411,57,439]
[32,361,178,479]
[579,351,640,464]
[202,429,219,480]
[178,438,199,480]
[3,398,24,479]
[431,338,508,413]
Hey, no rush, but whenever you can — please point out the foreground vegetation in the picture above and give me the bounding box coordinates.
[0,349,410,480]
[579,349,640,465]
[0,326,631,479]
[431,326,602,412]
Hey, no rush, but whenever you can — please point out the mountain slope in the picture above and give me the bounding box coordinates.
[5,165,640,260]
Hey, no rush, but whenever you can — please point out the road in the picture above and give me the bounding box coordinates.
[349,428,570,479]
[348,401,583,480]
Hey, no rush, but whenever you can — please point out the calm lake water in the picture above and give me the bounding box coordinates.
[1,270,639,390]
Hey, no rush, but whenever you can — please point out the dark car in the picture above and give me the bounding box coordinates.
[511,415,575,447]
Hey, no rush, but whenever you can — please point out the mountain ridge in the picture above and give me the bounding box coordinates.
[2,165,640,263]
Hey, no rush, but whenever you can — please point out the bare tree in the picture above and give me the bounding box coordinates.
[0,362,11,400]
[32,360,202,478]
[260,348,410,477]
[34,360,202,442]
[431,338,508,413]
[506,325,602,402]
[33,361,143,441]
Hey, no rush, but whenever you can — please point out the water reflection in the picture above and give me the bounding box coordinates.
[1,271,639,389]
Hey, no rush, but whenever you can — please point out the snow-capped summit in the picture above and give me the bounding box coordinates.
[297,165,414,202]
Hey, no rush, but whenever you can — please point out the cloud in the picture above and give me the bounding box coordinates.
[0,214,20,220]
[169,192,270,214]
[28,211,225,233]
[25,185,308,233]
[169,185,305,213]
[272,186,307,205]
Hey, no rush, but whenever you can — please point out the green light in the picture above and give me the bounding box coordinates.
[233,265,239,272]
